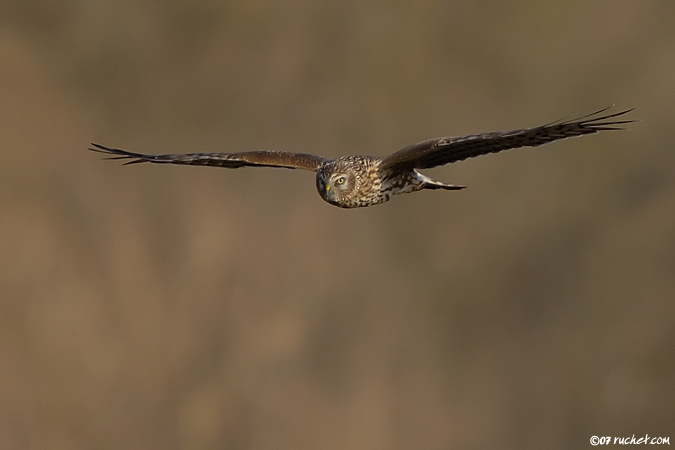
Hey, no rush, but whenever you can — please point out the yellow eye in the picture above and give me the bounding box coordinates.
[335,176,346,185]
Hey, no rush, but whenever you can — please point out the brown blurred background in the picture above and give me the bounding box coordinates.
[1,1,674,449]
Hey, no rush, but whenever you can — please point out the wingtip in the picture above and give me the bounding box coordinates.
[88,143,117,154]
[88,142,147,164]
[88,143,105,153]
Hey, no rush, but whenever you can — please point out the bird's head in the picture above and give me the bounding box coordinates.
[316,159,358,208]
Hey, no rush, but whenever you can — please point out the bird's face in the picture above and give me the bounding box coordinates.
[316,168,355,207]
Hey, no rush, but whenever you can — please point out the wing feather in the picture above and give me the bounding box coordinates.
[379,107,634,170]
[89,144,328,171]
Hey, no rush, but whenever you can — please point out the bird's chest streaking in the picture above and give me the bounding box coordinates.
[350,165,386,207]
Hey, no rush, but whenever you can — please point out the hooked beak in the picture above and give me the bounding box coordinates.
[325,184,331,192]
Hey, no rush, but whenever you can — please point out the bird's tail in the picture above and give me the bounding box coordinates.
[416,172,465,190]
[422,180,465,190]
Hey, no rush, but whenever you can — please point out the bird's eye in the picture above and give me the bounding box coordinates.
[335,176,346,185]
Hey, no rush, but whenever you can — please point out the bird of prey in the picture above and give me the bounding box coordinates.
[90,107,632,209]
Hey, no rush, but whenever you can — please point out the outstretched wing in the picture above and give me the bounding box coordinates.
[89,143,329,171]
[379,107,634,170]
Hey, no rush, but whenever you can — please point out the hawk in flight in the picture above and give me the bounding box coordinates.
[91,107,632,208]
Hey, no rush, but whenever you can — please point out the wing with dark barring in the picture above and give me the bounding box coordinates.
[89,143,329,171]
[379,107,634,170]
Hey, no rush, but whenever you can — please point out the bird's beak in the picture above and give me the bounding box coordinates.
[325,184,331,192]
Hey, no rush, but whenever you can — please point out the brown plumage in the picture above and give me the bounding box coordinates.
[90,107,633,209]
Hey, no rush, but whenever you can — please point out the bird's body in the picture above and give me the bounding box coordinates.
[318,158,463,208]
[315,156,430,208]
[91,107,633,208]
